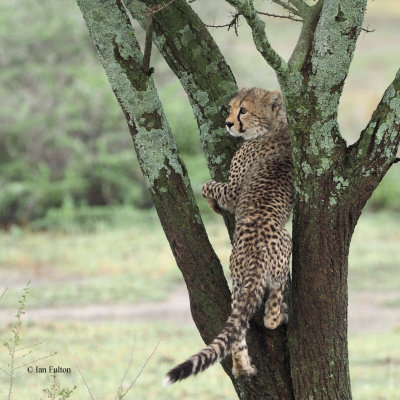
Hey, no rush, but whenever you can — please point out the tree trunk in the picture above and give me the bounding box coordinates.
[76,1,293,398]
[289,197,354,399]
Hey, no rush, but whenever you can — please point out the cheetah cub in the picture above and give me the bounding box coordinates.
[164,88,293,385]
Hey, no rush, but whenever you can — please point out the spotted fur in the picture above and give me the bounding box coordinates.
[164,88,293,385]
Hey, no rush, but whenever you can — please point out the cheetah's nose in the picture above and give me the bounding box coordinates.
[225,121,234,128]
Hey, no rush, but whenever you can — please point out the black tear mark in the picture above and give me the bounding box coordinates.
[237,110,244,133]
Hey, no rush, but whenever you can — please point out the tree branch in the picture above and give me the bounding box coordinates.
[280,0,367,175]
[142,9,154,75]
[205,12,241,35]
[225,0,288,78]
[257,10,302,22]
[288,0,323,70]
[271,0,300,16]
[349,68,400,177]
[307,0,367,97]
[205,10,302,33]
[125,0,238,238]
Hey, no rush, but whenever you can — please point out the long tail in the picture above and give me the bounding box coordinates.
[163,267,267,386]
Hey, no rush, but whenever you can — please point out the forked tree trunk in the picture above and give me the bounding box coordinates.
[77,0,400,399]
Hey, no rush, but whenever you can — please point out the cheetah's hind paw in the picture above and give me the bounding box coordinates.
[232,364,257,378]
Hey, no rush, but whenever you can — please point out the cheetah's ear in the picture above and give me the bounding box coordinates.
[268,91,282,111]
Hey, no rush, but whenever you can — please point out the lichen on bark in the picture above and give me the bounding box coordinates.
[125,0,239,183]
[77,0,186,191]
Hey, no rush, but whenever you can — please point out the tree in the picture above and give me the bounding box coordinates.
[76,0,400,399]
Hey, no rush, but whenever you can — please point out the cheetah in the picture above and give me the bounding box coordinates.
[164,88,294,385]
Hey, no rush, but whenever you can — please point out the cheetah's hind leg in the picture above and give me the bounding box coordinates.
[231,338,257,378]
[264,289,288,329]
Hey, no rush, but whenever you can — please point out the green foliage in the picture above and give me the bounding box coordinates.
[0,0,201,228]
[3,283,30,355]
[0,0,144,226]
[1,283,60,400]
[39,374,76,400]
[31,205,135,232]
[1,0,398,228]
[159,81,201,156]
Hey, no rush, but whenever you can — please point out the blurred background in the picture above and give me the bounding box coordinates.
[0,0,399,399]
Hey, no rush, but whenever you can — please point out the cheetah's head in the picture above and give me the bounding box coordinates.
[225,88,286,140]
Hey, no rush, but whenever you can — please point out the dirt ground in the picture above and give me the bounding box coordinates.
[0,284,399,333]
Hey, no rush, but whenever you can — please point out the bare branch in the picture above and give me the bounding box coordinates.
[0,288,7,302]
[205,12,241,36]
[205,9,301,33]
[118,339,160,399]
[257,10,302,22]
[142,10,154,75]
[225,0,288,78]
[14,352,56,371]
[361,26,375,34]
[15,342,41,353]
[76,361,96,400]
[114,336,136,400]
[14,352,33,361]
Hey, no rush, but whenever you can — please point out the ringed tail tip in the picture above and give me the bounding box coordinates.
[163,359,194,386]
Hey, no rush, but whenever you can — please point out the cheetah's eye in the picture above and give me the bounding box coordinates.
[239,107,247,115]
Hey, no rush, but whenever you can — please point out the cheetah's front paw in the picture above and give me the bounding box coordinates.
[202,181,222,214]
[201,180,216,198]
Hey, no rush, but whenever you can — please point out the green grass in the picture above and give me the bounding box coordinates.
[382,297,400,308]
[0,209,182,308]
[349,330,400,400]
[0,319,398,400]
[0,208,399,308]
[349,211,400,291]
[0,320,235,400]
